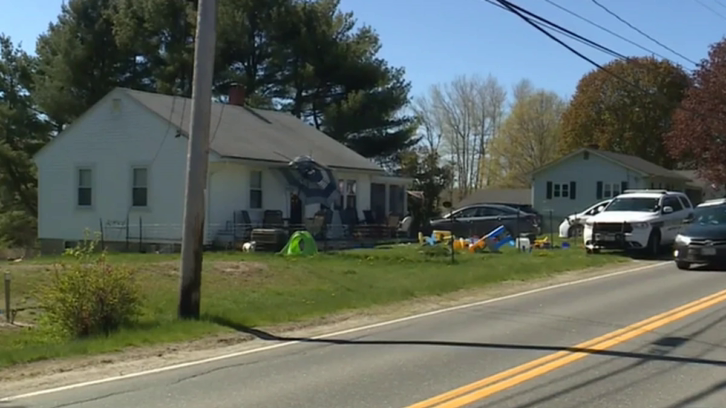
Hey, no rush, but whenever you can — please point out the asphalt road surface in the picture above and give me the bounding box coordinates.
[6,260,726,408]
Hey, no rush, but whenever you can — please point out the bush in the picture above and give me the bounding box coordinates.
[39,239,143,338]
[0,210,37,248]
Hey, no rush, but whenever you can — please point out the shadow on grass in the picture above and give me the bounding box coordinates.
[206,315,726,368]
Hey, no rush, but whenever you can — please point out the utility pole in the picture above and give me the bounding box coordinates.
[178,0,217,319]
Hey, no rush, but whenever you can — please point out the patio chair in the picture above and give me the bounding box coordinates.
[308,214,327,239]
[341,207,359,237]
[234,210,253,241]
[363,210,376,225]
[263,210,284,228]
[387,214,401,238]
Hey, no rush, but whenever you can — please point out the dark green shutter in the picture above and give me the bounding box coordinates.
[621,181,628,193]
[570,181,577,200]
[546,181,553,199]
[596,181,603,199]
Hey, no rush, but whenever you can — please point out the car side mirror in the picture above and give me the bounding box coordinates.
[442,201,452,209]
[662,206,674,214]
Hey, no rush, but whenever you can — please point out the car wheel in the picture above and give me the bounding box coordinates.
[675,260,691,270]
[568,224,584,238]
[646,229,661,258]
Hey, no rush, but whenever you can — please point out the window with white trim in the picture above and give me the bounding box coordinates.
[335,179,358,209]
[77,168,93,207]
[345,180,357,208]
[249,170,263,209]
[603,182,621,198]
[131,167,148,207]
[553,183,569,198]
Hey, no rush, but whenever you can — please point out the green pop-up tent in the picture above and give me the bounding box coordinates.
[279,230,318,256]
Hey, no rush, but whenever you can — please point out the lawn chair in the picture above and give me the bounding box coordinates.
[341,207,359,237]
[387,214,401,238]
[234,210,253,242]
[308,214,327,239]
[263,210,284,228]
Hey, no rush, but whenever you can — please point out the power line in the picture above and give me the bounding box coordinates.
[591,0,698,66]
[694,0,726,20]
[484,0,626,59]
[543,0,676,63]
[490,0,698,117]
[150,96,187,165]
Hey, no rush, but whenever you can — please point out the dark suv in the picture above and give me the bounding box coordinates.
[429,204,540,239]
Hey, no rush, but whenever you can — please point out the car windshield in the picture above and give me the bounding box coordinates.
[604,197,660,212]
[694,205,726,225]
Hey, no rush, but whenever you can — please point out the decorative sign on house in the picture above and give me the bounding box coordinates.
[280,155,341,207]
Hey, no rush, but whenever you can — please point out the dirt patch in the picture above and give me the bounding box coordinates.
[0,260,656,397]
[210,261,269,277]
[0,262,55,272]
[150,261,269,279]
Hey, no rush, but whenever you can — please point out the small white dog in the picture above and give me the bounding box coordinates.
[242,241,257,252]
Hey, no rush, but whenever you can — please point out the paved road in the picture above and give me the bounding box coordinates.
[6,261,726,408]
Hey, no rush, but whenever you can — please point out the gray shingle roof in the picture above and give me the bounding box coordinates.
[121,88,383,173]
[594,150,690,181]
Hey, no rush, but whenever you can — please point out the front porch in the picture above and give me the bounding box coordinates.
[211,173,413,251]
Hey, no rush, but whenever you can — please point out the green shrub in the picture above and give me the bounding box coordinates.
[39,239,143,338]
[0,210,37,248]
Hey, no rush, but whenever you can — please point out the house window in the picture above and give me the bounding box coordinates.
[131,167,148,207]
[336,179,357,209]
[77,168,93,207]
[603,182,621,198]
[345,180,357,209]
[249,170,263,209]
[553,183,569,198]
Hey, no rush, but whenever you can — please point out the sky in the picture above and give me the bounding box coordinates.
[2,0,725,99]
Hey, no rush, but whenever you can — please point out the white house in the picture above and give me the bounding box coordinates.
[34,87,410,253]
[531,147,696,223]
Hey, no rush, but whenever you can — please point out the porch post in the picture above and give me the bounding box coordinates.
[403,185,408,214]
[385,184,390,216]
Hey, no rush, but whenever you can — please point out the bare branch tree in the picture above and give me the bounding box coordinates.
[411,96,442,152]
[414,74,507,196]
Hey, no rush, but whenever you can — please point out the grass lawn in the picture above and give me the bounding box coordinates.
[0,241,628,368]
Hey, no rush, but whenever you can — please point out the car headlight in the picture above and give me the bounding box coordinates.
[584,219,594,226]
[631,222,650,229]
[675,234,691,245]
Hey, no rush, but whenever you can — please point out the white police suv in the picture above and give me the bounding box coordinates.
[583,189,695,255]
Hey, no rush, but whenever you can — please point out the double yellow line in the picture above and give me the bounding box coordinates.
[407,288,726,408]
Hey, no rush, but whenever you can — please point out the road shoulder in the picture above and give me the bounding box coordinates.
[0,260,658,396]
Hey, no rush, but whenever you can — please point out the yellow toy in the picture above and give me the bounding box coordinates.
[468,239,487,252]
[533,236,549,248]
[453,238,470,251]
[433,230,452,243]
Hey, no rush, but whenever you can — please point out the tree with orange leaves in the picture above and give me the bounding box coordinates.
[665,39,726,186]
[561,57,690,168]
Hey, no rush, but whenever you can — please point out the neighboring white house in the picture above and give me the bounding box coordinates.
[33,87,410,253]
[531,147,696,223]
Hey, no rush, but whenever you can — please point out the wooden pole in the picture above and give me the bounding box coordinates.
[4,272,10,323]
[178,0,217,319]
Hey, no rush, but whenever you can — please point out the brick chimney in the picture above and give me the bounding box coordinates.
[228,85,245,106]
